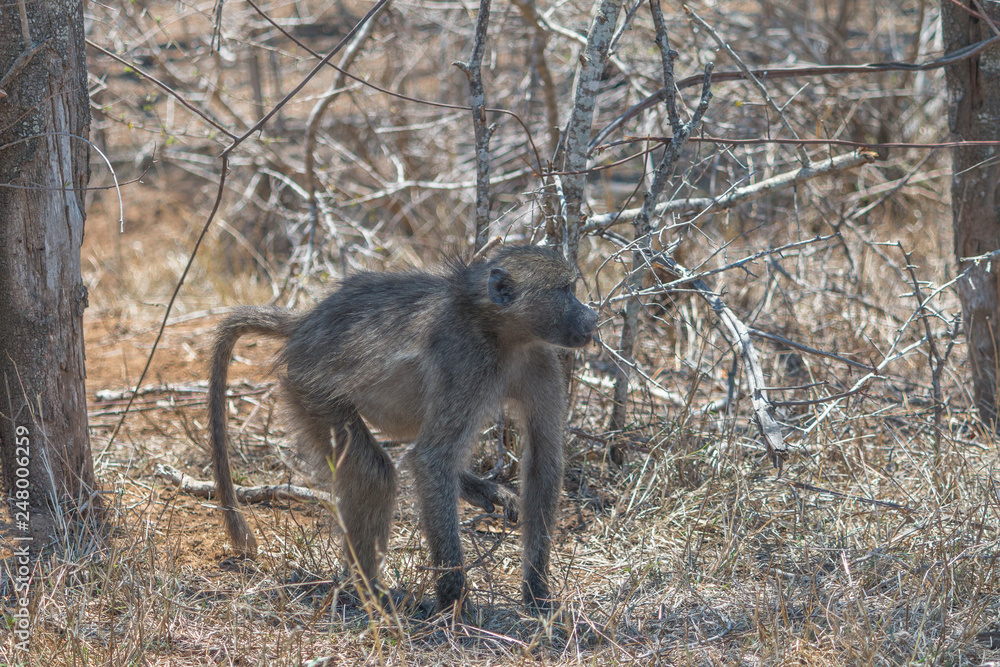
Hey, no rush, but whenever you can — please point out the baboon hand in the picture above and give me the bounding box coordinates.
[459,471,520,523]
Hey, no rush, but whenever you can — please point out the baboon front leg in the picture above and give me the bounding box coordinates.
[331,406,397,591]
[512,353,566,610]
[459,471,519,523]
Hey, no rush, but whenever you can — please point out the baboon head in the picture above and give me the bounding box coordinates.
[486,246,599,349]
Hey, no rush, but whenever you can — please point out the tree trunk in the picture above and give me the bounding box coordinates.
[942,1,1000,429]
[0,1,94,505]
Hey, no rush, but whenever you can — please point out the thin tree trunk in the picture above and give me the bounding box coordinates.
[557,0,623,268]
[0,0,94,504]
[942,0,1000,429]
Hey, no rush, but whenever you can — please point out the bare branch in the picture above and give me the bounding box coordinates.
[608,234,840,299]
[107,3,391,449]
[587,32,1000,154]
[536,10,652,99]
[657,254,788,470]
[455,0,496,251]
[686,7,809,166]
[222,0,393,157]
[85,39,237,140]
[302,0,391,279]
[244,0,545,175]
[747,328,873,373]
[471,235,504,262]
[509,0,560,154]
[583,150,876,233]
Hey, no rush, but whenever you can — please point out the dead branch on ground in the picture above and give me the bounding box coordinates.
[155,464,332,506]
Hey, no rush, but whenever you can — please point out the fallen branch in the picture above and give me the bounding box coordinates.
[154,464,331,506]
[93,380,272,403]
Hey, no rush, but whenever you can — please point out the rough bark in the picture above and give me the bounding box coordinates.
[0,0,94,504]
[457,0,495,251]
[942,1,1000,428]
[557,0,623,268]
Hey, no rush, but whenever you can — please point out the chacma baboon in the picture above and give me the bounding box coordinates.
[209,245,598,611]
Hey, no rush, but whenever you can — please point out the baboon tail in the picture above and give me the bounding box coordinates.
[209,305,298,557]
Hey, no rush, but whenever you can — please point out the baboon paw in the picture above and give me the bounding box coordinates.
[493,486,520,523]
[378,588,435,619]
[522,580,555,614]
[435,569,468,615]
[459,472,519,522]
[434,593,479,626]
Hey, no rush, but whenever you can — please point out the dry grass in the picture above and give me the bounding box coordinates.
[3,0,1000,664]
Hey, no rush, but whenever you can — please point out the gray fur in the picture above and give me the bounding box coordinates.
[209,245,598,611]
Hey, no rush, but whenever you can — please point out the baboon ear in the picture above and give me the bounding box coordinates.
[488,267,516,306]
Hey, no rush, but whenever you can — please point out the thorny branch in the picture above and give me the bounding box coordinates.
[656,253,788,470]
[600,235,877,469]
[899,244,959,455]
[608,0,713,443]
[607,234,841,303]
[589,35,1000,151]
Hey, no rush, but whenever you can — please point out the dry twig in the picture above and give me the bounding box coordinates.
[155,464,332,506]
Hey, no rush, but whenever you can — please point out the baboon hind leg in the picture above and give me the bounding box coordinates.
[330,405,398,591]
[285,393,336,485]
